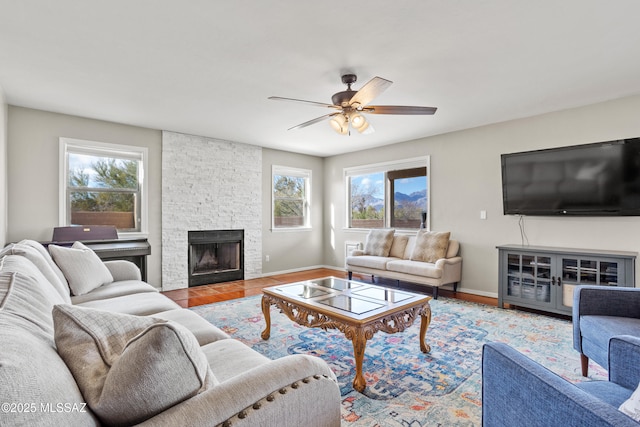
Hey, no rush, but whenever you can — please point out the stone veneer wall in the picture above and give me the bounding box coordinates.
[161,131,262,290]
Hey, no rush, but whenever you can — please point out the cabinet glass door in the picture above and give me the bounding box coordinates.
[507,254,522,297]
[507,253,551,303]
[600,262,619,286]
[561,258,622,309]
[534,256,551,303]
[561,258,580,309]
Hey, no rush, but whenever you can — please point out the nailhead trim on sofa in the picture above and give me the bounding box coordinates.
[217,375,330,427]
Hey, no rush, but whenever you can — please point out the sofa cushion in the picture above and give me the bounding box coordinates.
[53,304,212,426]
[364,229,395,257]
[389,235,409,258]
[154,308,231,346]
[19,239,70,287]
[410,230,450,263]
[0,320,98,426]
[76,291,181,316]
[386,259,443,279]
[4,241,71,303]
[579,315,640,368]
[70,279,158,305]
[49,242,114,296]
[347,255,396,270]
[0,257,66,336]
[446,240,460,258]
[201,338,271,383]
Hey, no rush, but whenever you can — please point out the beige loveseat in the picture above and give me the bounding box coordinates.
[346,229,462,299]
[0,240,340,427]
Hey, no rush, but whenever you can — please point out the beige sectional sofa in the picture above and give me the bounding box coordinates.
[346,229,462,299]
[0,240,340,427]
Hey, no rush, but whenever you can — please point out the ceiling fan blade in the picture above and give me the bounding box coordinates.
[287,113,337,130]
[363,105,437,115]
[349,77,393,107]
[268,96,339,109]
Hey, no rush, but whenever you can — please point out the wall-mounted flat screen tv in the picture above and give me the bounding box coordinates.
[501,138,640,216]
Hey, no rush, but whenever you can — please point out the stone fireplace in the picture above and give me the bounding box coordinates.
[188,229,244,286]
[161,131,262,291]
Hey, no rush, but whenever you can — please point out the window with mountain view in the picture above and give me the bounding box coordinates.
[272,166,311,229]
[346,159,429,230]
[60,138,148,234]
[389,167,427,228]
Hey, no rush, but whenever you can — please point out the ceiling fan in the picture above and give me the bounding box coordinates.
[269,74,437,135]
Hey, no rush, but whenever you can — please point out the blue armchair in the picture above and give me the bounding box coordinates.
[573,286,640,376]
[482,336,640,426]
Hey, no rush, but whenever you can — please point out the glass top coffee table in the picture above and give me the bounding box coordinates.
[261,277,432,392]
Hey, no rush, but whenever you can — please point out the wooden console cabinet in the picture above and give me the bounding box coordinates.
[497,245,637,316]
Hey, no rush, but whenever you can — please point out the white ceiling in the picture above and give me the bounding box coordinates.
[1,1,640,157]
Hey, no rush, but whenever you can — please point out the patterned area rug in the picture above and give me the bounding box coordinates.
[190,293,607,426]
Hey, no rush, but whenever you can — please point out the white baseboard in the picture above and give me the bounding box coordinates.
[260,266,499,299]
[259,264,339,278]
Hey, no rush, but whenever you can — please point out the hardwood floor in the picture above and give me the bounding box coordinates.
[161,268,498,308]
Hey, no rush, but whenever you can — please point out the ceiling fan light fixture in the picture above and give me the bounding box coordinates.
[329,114,348,134]
[350,112,366,129]
[355,120,370,134]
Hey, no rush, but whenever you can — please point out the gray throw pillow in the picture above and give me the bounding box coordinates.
[52,304,212,426]
[363,229,395,257]
[49,242,114,296]
[410,230,451,263]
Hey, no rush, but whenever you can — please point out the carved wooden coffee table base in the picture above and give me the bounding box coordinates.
[261,287,432,393]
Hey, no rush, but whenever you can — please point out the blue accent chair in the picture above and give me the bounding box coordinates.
[482,336,640,426]
[573,286,640,376]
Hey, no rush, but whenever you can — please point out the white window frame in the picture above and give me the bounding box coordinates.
[59,137,149,238]
[271,165,312,231]
[344,156,430,231]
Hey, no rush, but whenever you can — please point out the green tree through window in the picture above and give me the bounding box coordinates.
[68,155,139,230]
[272,166,311,229]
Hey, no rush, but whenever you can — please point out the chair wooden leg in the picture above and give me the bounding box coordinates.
[348,271,353,280]
[453,282,458,292]
[432,286,438,300]
[580,353,589,377]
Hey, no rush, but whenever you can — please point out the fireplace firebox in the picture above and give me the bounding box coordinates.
[188,229,244,287]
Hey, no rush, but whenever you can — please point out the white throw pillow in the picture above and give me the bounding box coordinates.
[52,304,213,426]
[619,381,640,421]
[48,242,114,296]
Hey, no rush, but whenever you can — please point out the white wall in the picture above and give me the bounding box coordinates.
[6,94,640,296]
[6,107,163,286]
[324,94,640,297]
[261,148,324,273]
[0,87,7,247]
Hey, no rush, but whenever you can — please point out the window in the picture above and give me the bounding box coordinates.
[60,138,148,236]
[272,166,311,229]
[345,157,429,230]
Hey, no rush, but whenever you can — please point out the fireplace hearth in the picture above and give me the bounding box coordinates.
[188,229,244,287]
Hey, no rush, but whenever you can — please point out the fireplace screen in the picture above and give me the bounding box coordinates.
[188,230,244,286]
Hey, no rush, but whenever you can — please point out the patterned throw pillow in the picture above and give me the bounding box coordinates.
[410,230,451,263]
[363,229,395,257]
[620,381,640,421]
[53,304,212,426]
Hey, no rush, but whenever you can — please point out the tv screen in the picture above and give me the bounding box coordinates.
[501,138,640,216]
